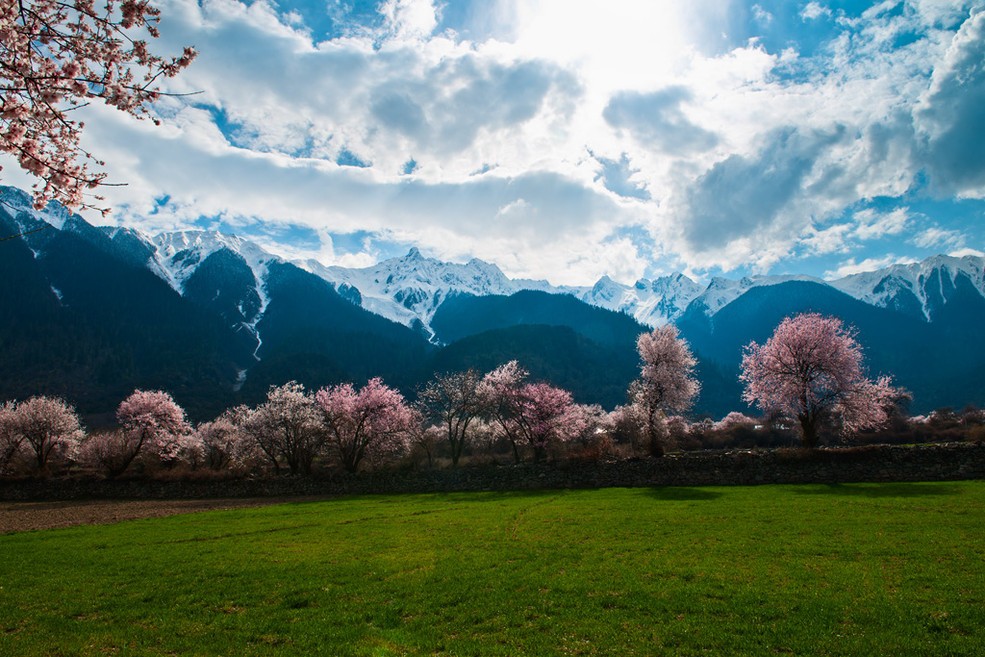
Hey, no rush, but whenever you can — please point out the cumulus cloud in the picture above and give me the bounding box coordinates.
[603,88,718,156]
[801,2,832,21]
[592,153,650,200]
[915,8,985,196]
[802,223,852,255]
[674,126,845,253]
[852,207,911,240]
[379,0,440,41]
[2,0,981,286]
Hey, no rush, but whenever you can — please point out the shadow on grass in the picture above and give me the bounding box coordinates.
[791,482,964,498]
[646,487,724,501]
[431,489,565,503]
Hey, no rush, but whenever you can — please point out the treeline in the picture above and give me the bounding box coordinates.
[2,317,984,481]
[1,385,981,482]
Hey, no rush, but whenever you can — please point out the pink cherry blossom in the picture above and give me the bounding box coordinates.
[0,0,195,212]
[315,377,414,473]
[111,389,190,475]
[740,313,906,447]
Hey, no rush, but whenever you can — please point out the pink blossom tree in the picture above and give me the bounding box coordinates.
[516,382,577,462]
[557,403,610,451]
[630,326,701,457]
[315,377,414,473]
[0,401,25,475]
[740,313,905,448]
[479,360,529,463]
[1,0,196,211]
[10,395,84,471]
[714,411,758,431]
[418,369,486,466]
[405,410,442,468]
[111,389,189,476]
[223,404,280,473]
[479,362,581,463]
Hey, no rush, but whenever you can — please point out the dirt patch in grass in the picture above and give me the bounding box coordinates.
[0,497,315,534]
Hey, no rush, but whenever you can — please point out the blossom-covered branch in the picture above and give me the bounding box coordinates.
[0,0,195,212]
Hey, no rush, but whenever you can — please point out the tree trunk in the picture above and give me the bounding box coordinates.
[647,408,665,457]
[799,413,819,449]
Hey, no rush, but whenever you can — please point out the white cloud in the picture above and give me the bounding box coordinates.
[949,247,985,258]
[914,8,985,197]
[824,255,914,279]
[752,4,773,25]
[380,0,440,41]
[852,207,911,240]
[801,2,832,21]
[803,223,852,254]
[913,226,965,249]
[3,0,980,285]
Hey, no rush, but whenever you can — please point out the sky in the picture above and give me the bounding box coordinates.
[5,0,985,285]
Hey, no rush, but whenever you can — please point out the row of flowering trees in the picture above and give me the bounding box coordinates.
[0,312,916,478]
[0,370,610,478]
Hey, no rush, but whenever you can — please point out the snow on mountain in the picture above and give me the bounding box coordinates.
[301,248,709,333]
[301,248,524,338]
[151,231,278,296]
[150,230,282,361]
[831,254,985,320]
[690,274,824,315]
[571,273,703,326]
[0,186,82,258]
[9,186,983,333]
[0,186,74,233]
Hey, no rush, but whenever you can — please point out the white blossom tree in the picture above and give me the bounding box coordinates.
[251,382,324,475]
[418,369,486,467]
[630,326,701,457]
[8,396,83,471]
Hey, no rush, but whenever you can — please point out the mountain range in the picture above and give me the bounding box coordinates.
[2,185,983,423]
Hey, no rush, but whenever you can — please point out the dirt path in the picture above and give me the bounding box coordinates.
[0,497,315,534]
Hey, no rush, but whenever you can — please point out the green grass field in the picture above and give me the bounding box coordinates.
[1,483,984,656]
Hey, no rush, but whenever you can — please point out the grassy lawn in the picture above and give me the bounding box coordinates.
[1,482,984,656]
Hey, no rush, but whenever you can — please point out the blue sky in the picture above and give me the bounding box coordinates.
[5,0,984,284]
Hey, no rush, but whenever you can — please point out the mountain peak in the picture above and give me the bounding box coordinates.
[831,252,985,320]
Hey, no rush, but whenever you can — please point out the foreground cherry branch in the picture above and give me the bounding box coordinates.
[0,0,195,213]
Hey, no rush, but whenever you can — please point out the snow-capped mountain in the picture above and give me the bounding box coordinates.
[0,185,74,235]
[150,230,278,296]
[687,274,825,316]
[300,248,531,339]
[570,274,703,327]
[831,254,985,320]
[5,184,985,417]
[300,248,707,333]
[97,225,284,369]
[6,186,985,338]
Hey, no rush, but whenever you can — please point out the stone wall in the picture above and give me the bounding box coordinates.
[1,443,984,501]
